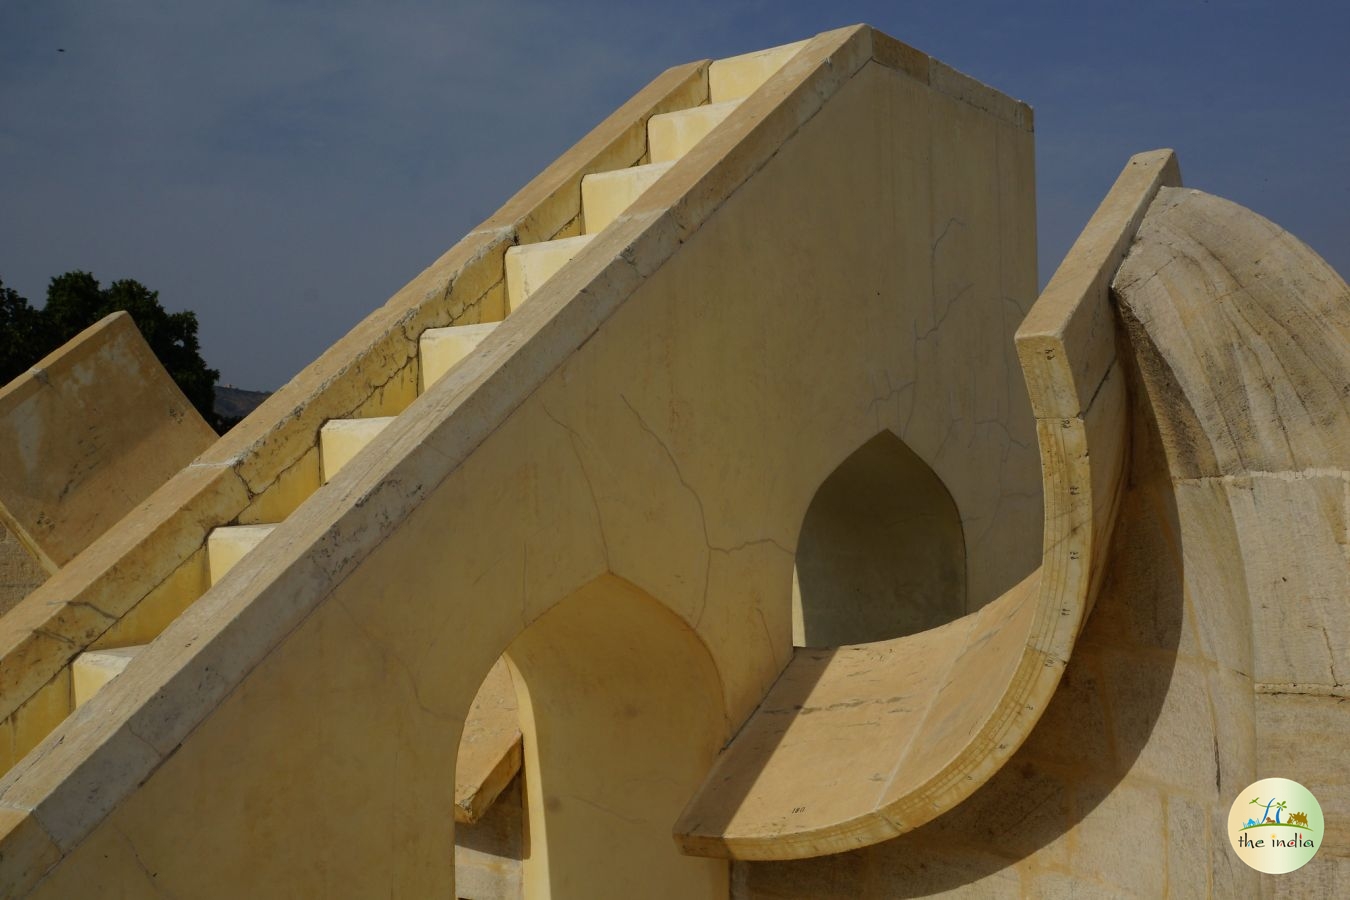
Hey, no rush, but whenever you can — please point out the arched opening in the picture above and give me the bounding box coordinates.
[453,659,528,899]
[457,574,728,899]
[793,431,966,647]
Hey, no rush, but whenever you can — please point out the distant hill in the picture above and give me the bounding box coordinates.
[214,385,271,430]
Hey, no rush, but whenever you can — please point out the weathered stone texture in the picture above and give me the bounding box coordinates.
[0,524,45,617]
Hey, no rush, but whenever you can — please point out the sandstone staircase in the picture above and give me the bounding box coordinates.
[13,38,810,832]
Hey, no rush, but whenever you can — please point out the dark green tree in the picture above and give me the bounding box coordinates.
[0,280,53,384]
[0,272,222,431]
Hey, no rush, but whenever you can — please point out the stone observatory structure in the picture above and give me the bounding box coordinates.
[0,24,1344,899]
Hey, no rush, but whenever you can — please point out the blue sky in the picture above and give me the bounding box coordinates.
[2,1,1346,389]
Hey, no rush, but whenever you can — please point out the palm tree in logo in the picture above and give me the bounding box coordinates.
[1249,796,1288,824]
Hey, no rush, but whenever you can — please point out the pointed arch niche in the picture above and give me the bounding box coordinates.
[792,431,967,647]
[474,574,729,899]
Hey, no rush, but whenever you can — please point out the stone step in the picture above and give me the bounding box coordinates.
[709,40,809,103]
[319,416,396,483]
[647,100,739,163]
[207,524,277,585]
[504,234,595,310]
[581,161,675,234]
[72,646,143,708]
[419,322,500,391]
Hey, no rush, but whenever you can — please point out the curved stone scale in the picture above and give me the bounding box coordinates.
[674,150,1181,860]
